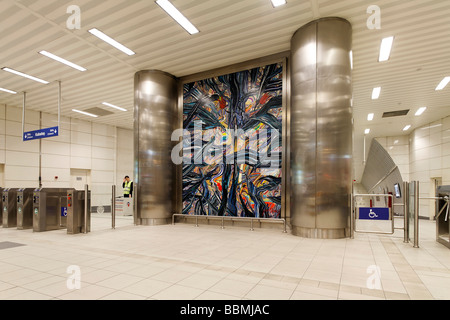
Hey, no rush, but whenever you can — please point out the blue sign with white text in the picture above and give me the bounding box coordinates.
[359,207,390,220]
[61,207,67,217]
[23,126,59,141]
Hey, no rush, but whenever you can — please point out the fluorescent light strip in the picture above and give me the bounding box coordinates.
[403,125,411,131]
[350,50,353,70]
[367,113,374,121]
[88,28,135,56]
[156,0,199,35]
[1,67,49,84]
[379,36,394,62]
[72,109,98,118]
[271,0,287,7]
[372,87,381,100]
[0,87,17,94]
[415,107,427,116]
[436,77,450,91]
[102,102,127,112]
[365,129,371,135]
[39,51,86,72]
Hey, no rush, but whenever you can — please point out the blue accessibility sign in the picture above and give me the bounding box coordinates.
[61,207,68,217]
[23,126,59,141]
[359,207,390,220]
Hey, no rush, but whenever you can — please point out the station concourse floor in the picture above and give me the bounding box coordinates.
[0,214,449,300]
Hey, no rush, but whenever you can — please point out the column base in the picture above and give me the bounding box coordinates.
[138,218,172,226]
[291,226,349,239]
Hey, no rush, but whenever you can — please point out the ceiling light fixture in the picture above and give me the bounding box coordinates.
[403,125,411,131]
[350,50,353,70]
[271,0,287,7]
[0,87,17,94]
[88,28,136,56]
[379,36,394,62]
[102,102,127,112]
[436,77,450,91]
[39,51,87,72]
[415,107,427,116]
[367,113,374,121]
[1,67,49,84]
[372,87,381,100]
[72,109,98,118]
[365,129,371,135]
[156,0,199,35]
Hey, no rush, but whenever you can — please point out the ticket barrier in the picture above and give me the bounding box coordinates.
[33,188,69,232]
[17,188,35,230]
[67,189,91,234]
[436,185,450,249]
[2,188,19,228]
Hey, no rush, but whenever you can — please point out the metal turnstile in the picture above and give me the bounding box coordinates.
[67,189,91,234]
[436,185,450,249]
[2,188,19,228]
[33,188,69,232]
[17,188,35,230]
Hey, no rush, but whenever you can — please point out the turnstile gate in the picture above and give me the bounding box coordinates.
[67,189,91,234]
[2,188,19,228]
[17,188,35,230]
[33,188,69,232]
[436,185,450,249]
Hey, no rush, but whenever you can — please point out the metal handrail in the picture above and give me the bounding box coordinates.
[172,214,287,233]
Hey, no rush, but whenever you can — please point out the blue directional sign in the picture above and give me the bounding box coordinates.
[23,126,59,141]
[359,207,390,220]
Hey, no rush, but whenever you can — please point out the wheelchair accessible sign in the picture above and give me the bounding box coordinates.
[359,207,390,220]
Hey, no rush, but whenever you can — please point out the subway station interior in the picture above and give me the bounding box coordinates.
[1,0,450,303]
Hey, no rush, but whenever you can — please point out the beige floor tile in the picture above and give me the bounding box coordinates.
[290,290,336,300]
[209,278,256,298]
[122,278,172,297]
[195,291,241,300]
[100,290,147,300]
[178,273,222,290]
[96,273,144,290]
[57,284,115,300]
[151,284,204,300]
[295,283,338,299]
[244,284,294,300]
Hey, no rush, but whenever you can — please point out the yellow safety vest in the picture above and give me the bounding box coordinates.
[124,181,132,195]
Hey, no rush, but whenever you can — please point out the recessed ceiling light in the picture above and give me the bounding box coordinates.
[415,107,427,116]
[365,129,371,135]
[1,67,49,84]
[367,113,374,121]
[88,28,136,56]
[372,87,381,100]
[350,50,353,70]
[72,109,98,118]
[39,51,87,72]
[379,36,394,62]
[271,0,287,7]
[102,102,127,112]
[403,125,411,131]
[0,87,17,94]
[156,0,199,35]
[436,77,450,91]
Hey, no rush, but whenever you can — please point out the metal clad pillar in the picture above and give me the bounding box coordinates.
[134,70,178,225]
[290,18,353,239]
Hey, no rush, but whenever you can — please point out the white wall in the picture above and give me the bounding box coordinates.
[0,105,133,208]
[409,117,450,218]
[375,116,450,219]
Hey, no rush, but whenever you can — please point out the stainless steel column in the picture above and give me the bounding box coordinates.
[290,18,353,239]
[134,70,178,225]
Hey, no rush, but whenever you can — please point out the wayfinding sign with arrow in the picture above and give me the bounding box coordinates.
[23,126,59,141]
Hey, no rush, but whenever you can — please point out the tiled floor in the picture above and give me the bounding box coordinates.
[0,213,450,300]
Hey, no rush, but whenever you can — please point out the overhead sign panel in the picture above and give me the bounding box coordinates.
[23,126,59,141]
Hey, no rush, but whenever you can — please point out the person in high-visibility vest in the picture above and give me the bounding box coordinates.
[122,175,133,198]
